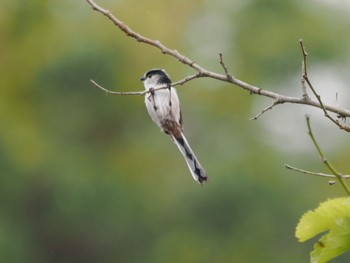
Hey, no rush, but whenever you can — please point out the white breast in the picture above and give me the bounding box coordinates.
[144,87,181,129]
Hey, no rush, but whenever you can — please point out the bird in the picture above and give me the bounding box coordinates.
[140,69,207,184]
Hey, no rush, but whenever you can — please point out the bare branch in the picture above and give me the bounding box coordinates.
[219,53,235,82]
[90,72,205,96]
[90,79,173,96]
[300,40,350,132]
[305,116,350,195]
[301,78,310,101]
[299,42,310,100]
[285,117,350,193]
[172,73,203,87]
[86,0,350,123]
[86,0,200,70]
[299,39,308,78]
[285,164,350,179]
[250,99,283,120]
[90,80,147,96]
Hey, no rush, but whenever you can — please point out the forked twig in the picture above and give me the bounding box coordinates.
[286,116,350,195]
[299,40,350,132]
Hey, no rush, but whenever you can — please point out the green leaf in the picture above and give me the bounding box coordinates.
[310,218,350,263]
[296,197,350,263]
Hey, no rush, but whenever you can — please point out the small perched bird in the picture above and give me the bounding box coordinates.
[141,69,207,184]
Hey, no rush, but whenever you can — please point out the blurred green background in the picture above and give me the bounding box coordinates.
[2,0,350,262]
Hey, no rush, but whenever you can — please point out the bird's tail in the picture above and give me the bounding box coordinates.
[170,132,207,184]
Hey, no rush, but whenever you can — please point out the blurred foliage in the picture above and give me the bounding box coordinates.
[1,0,350,262]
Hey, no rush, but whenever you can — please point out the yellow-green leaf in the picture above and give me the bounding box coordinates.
[296,197,350,242]
[296,197,350,263]
[310,218,350,263]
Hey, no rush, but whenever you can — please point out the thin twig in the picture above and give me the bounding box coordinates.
[301,78,310,101]
[305,116,350,195]
[90,80,174,96]
[219,53,235,82]
[86,0,350,123]
[300,40,350,132]
[299,39,310,100]
[90,80,147,95]
[300,39,308,77]
[285,164,350,179]
[250,99,283,120]
[90,72,204,96]
[172,73,204,86]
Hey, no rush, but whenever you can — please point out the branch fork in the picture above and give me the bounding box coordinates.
[286,116,350,195]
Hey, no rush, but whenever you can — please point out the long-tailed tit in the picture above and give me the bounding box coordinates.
[140,69,207,184]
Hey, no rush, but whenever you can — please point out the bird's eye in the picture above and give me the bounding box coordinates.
[148,75,152,78]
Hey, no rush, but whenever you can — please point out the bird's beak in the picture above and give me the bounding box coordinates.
[140,76,145,81]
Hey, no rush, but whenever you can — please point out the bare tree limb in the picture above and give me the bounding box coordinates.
[90,73,203,96]
[250,99,283,120]
[86,0,350,126]
[299,40,350,132]
[285,116,350,193]
[285,164,350,179]
[307,116,349,194]
[219,53,235,82]
[90,80,148,96]
[300,78,310,101]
